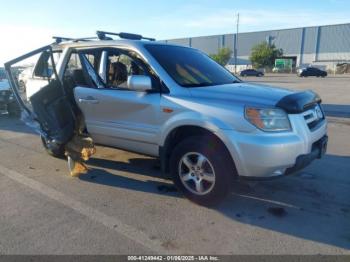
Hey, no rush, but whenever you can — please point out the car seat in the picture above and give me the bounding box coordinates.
[108,62,128,87]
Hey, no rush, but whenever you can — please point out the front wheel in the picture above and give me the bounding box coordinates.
[170,136,236,206]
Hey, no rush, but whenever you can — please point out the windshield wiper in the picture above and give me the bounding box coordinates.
[182,80,241,87]
[182,82,215,88]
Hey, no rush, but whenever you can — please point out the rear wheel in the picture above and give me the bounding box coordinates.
[170,136,236,206]
[41,135,65,158]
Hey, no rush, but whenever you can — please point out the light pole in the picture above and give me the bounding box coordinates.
[234,13,240,74]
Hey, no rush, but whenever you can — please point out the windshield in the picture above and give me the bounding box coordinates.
[145,44,240,87]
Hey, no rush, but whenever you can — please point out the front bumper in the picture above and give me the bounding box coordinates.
[220,114,328,178]
[284,135,327,176]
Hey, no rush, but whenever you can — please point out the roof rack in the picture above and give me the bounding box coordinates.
[96,31,156,41]
[52,36,98,44]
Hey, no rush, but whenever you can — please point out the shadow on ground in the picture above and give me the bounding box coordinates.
[0,115,36,135]
[82,153,350,250]
[323,104,350,118]
[80,157,178,197]
[2,113,349,250]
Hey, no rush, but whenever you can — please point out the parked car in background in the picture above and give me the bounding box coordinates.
[0,69,21,117]
[297,67,327,77]
[240,69,264,77]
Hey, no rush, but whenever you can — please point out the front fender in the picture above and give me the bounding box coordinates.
[159,110,232,147]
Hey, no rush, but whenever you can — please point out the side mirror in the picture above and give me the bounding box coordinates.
[127,75,152,92]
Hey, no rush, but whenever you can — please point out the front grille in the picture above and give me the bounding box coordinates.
[302,104,325,130]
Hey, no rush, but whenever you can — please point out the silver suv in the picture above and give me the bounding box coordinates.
[5,32,328,205]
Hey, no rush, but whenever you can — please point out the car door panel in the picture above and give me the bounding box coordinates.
[5,46,75,146]
[73,48,162,156]
[74,86,161,156]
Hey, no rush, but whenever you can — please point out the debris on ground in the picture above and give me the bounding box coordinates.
[157,185,177,193]
[267,207,288,217]
[65,135,96,177]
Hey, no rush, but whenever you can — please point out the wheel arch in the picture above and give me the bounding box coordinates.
[159,125,237,176]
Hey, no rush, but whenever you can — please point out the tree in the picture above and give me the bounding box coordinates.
[210,47,233,66]
[250,42,283,69]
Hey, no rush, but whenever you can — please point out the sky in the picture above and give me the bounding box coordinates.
[0,0,349,65]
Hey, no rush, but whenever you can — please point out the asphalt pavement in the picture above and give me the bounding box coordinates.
[0,74,349,255]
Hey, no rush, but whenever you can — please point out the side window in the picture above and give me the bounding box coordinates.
[63,52,86,87]
[63,51,100,87]
[107,52,146,88]
[64,53,83,77]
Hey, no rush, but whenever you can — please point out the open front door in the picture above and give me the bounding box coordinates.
[4,45,75,147]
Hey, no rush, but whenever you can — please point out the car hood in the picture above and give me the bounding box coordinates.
[188,82,294,107]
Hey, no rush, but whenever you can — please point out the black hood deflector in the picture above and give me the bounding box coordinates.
[276,90,321,113]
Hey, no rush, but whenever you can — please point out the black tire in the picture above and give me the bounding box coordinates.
[41,135,65,158]
[170,136,236,206]
[7,101,21,118]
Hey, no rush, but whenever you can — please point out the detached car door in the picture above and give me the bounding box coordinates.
[73,48,161,156]
[4,46,75,149]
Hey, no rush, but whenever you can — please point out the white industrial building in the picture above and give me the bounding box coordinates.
[166,23,350,72]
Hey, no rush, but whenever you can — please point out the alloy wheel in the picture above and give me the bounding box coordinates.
[178,152,216,195]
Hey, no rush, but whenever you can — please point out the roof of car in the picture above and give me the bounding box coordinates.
[53,39,183,50]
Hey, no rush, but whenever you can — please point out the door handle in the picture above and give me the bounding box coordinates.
[78,97,99,104]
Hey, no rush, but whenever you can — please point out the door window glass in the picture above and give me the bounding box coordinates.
[107,52,146,88]
[63,51,100,88]
[7,50,61,107]
[5,47,61,116]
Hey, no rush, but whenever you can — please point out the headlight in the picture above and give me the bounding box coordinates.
[245,107,291,132]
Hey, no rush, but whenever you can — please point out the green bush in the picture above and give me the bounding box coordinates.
[210,48,233,66]
[250,42,283,69]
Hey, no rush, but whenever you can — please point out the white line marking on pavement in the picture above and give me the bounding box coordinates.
[0,164,171,254]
